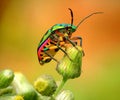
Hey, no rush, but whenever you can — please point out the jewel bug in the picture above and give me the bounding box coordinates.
[37,8,103,65]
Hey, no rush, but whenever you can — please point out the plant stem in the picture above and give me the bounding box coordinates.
[53,77,68,98]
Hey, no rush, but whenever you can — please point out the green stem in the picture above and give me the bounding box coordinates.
[53,77,68,98]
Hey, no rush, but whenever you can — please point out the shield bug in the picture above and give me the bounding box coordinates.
[37,8,103,65]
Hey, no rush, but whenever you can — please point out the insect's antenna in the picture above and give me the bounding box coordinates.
[68,8,73,26]
[76,12,103,29]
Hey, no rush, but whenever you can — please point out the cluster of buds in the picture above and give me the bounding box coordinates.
[0,45,83,100]
[34,45,84,99]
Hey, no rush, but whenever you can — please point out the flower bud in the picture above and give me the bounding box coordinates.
[0,69,14,89]
[55,90,74,100]
[34,74,57,96]
[12,72,37,100]
[56,46,83,79]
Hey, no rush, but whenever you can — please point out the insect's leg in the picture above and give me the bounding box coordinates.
[42,45,59,63]
[44,50,59,63]
[50,35,72,61]
[65,37,78,49]
[71,36,85,56]
[65,36,85,56]
[56,41,73,61]
[70,36,82,47]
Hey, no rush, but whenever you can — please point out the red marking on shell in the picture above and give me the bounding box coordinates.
[37,38,51,60]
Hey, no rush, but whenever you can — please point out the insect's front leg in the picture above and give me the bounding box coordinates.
[56,40,73,61]
[50,35,73,61]
[70,36,85,56]
[65,36,78,49]
[65,36,85,56]
[70,36,82,47]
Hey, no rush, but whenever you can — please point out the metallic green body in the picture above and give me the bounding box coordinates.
[38,23,76,47]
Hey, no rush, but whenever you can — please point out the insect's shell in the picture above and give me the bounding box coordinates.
[37,23,77,65]
[38,23,76,47]
[51,23,76,32]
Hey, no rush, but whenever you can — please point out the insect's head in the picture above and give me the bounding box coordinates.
[52,23,76,35]
[56,24,76,37]
[71,25,76,32]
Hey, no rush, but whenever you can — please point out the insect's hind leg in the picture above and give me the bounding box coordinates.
[44,50,59,63]
[43,43,72,63]
[42,45,59,63]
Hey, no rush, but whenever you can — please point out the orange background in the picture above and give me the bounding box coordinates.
[0,0,120,100]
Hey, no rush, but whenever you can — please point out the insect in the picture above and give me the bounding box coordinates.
[37,8,103,65]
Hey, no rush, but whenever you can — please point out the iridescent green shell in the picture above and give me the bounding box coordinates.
[38,24,76,47]
[51,24,76,32]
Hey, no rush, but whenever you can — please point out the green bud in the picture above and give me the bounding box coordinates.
[56,46,83,79]
[0,69,14,89]
[12,72,37,100]
[34,74,57,96]
[55,90,74,100]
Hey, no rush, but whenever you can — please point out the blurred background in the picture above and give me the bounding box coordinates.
[0,0,120,100]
